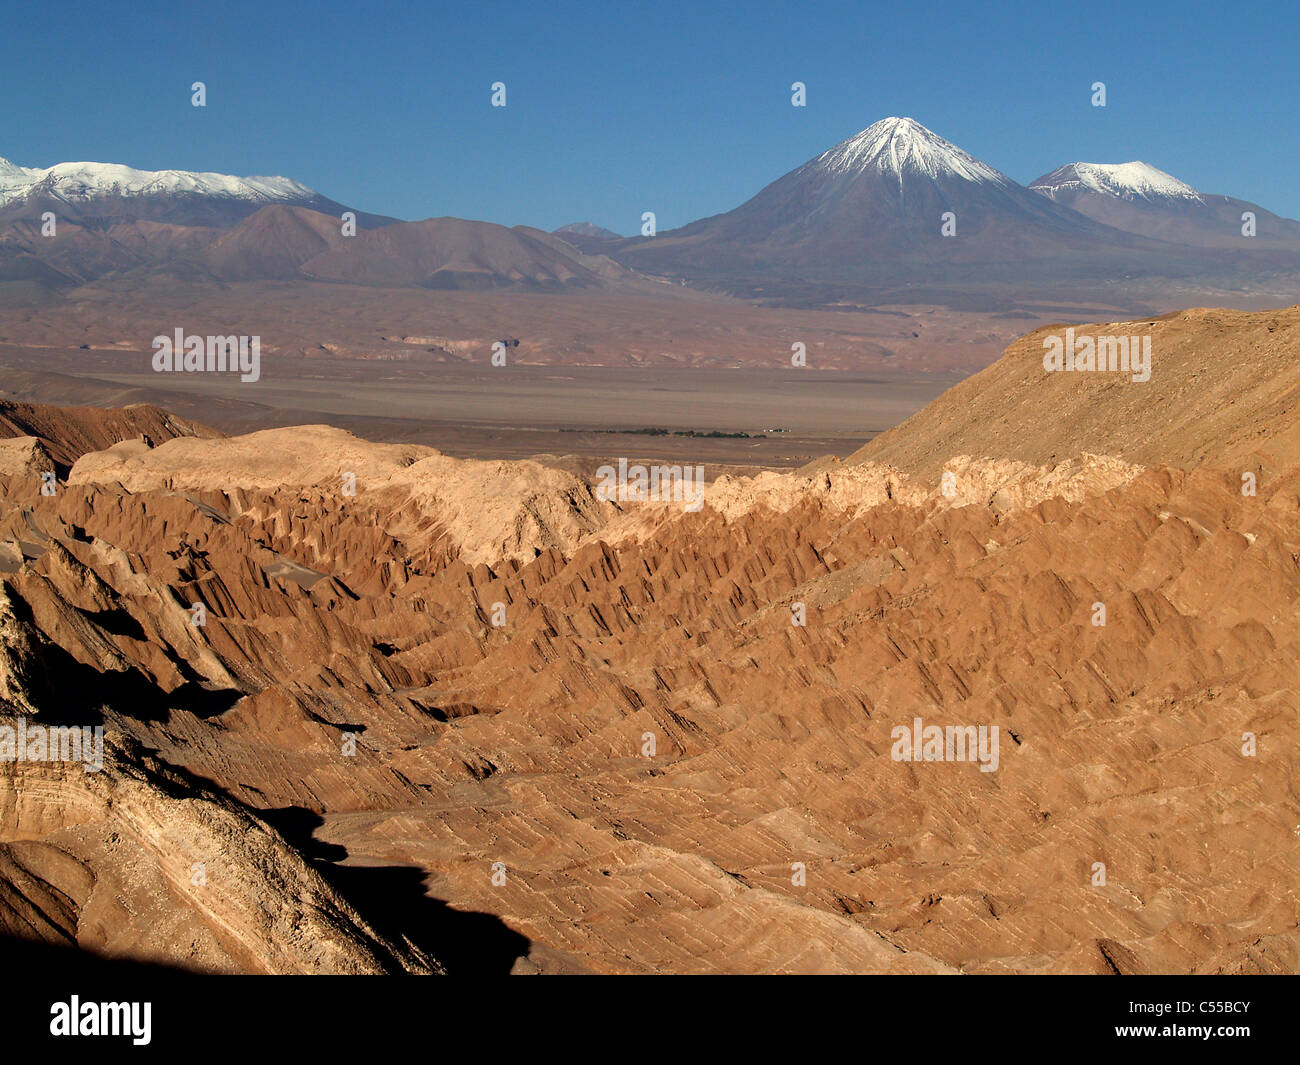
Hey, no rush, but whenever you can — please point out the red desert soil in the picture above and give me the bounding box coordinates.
[1,305,1298,973]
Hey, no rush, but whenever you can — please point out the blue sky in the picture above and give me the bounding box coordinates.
[3,0,1296,230]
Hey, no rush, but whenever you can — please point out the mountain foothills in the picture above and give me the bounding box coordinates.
[0,305,1298,973]
[2,118,1298,306]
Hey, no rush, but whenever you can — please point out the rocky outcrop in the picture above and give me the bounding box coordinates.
[0,399,215,469]
[0,741,441,973]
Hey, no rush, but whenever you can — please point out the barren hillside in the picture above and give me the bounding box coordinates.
[850,306,1300,475]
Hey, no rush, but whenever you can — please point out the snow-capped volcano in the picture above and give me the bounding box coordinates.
[0,156,316,206]
[614,116,1153,291]
[1030,161,1203,203]
[0,153,393,230]
[807,116,1013,188]
[1029,160,1300,248]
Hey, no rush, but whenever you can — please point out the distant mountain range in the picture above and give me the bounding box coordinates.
[212,210,625,289]
[0,158,618,289]
[3,119,1298,305]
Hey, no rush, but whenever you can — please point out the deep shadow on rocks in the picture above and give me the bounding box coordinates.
[259,806,532,975]
[1,933,201,978]
[2,589,242,725]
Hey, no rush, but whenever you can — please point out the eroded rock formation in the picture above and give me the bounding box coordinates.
[2,308,1298,974]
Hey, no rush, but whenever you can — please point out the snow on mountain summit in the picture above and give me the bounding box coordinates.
[1030,161,1203,203]
[0,156,42,196]
[808,117,1014,187]
[0,155,317,207]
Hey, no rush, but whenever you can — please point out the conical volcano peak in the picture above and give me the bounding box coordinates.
[810,117,1012,187]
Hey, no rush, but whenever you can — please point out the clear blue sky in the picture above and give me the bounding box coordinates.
[3,0,1296,231]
